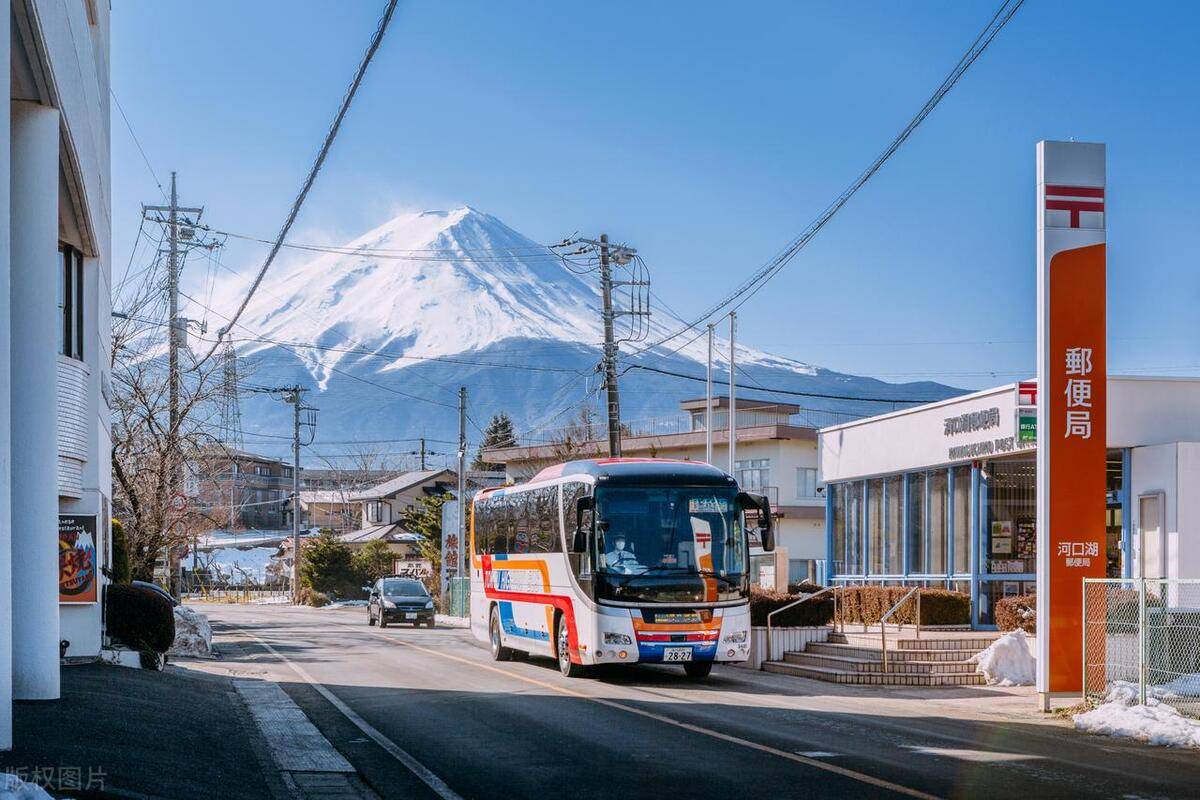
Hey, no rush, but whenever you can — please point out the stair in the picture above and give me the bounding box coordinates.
[761,630,997,686]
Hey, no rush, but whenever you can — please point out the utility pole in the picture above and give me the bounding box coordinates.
[457,387,467,579]
[142,174,207,597]
[249,385,316,603]
[728,312,737,475]
[419,437,427,471]
[597,235,622,457]
[705,323,715,465]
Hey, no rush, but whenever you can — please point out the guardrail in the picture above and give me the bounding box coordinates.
[880,585,921,672]
[766,587,840,662]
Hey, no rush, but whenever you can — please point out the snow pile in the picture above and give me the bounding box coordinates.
[969,629,1035,686]
[436,614,470,628]
[169,604,213,657]
[325,600,368,608]
[201,546,281,585]
[0,773,53,800]
[1074,682,1200,748]
[252,594,290,605]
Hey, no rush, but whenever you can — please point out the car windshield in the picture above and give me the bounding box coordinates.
[594,487,746,578]
[382,579,426,596]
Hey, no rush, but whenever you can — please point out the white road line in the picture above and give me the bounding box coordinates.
[797,751,840,759]
[330,620,943,800]
[234,626,464,800]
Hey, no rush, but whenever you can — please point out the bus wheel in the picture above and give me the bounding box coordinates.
[556,616,588,678]
[684,660,713,679]
[490,607,514,661]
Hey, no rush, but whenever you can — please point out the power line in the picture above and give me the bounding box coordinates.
[201,0,400,366]
[111,87,166,200]
[632,0,1025,357]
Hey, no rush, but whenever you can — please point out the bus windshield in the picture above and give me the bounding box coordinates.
[594,487,747,580]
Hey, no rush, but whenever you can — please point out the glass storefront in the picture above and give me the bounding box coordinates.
[826,449,1131,628]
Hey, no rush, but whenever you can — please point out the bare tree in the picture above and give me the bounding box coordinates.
[110,266,232,581]
[309,445,403,533]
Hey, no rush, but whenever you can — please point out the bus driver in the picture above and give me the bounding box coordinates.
[605,533,643,573]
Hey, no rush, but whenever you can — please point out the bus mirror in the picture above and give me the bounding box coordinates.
[738,491,775,552]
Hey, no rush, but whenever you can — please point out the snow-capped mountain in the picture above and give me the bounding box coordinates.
[211,207,959,456]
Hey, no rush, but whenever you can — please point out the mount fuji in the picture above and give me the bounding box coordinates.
[216,207,959,459]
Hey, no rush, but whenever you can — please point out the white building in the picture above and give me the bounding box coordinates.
[1,0,111,749]
[819,376,1200,627]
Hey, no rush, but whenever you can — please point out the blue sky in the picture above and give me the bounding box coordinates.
[112,1,1200,391]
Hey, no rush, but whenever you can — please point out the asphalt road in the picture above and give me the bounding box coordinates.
[199,603,1200,800]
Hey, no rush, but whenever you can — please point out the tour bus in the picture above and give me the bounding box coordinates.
[470,458,774,678]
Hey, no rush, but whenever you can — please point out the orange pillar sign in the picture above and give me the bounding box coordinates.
[1036,141,1107,700]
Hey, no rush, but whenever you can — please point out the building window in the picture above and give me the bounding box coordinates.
[983,459,1035,575]
[366,501,383,524]
[907,473,926,573]
[953,465,972,574]
[735,458,771,491]
[930,470,949,574]
[866,478,883,574]
[57,244,84,360]
[796,467,818,499]
[882,475,903,574]
[788,559,817,585]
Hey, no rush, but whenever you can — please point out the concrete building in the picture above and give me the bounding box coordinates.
[0,0,112,749]
[819,376,1200,628]
[187,449,294,532]
[482,398,853,585]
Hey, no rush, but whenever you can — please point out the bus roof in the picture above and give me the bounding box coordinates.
[524,458,735,488]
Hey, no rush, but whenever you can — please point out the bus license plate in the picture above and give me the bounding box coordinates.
[663,647,693,662]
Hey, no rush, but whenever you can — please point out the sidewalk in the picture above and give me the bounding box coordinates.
[0,662,280,799]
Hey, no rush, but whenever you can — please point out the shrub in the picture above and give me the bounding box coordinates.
[110,519,132,585]
[352,539,395,585]
[105,584,175,654]
[299,532,362,599]
[786,581,824,596]
[296,587,330,607]
[996,594,1036,633]
[748,586,834,627]
[832,586,971,627]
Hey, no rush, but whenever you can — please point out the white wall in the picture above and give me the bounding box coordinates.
[1128,442,1200,581]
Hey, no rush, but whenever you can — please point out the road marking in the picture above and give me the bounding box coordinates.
[234,679,354,773]
[234,627,464,800]
[331,620,943,800]
[797,751,840,758]
[901,745,1041,763]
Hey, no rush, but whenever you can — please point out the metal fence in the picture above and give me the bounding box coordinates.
[1083,578,1200,718]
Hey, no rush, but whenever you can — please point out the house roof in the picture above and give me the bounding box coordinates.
[349,469,455,501]
[337,523,421,545]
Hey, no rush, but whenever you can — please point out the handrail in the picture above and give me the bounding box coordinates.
[766,586,839,662]
[880,586,922,673]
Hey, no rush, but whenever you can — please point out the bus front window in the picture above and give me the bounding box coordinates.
[593,487,748,603]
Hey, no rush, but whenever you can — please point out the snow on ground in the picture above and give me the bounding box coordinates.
[969,629,1036,686]
[0,773,53,799]
[436,614,469,628]
[170,605,213,657]
[1075,681,1200,748]
[326,600,368,608]
[251,594,290,605]
[201,546,281,585]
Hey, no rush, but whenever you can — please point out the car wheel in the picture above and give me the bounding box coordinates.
[425,619,435,628]
[556,615,588,678]
[684,660,713,679]
[490,607,514,661]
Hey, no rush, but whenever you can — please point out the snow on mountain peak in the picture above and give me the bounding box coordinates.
[223,206,815,387]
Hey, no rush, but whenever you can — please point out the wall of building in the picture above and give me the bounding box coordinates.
[1129,441,1200,581]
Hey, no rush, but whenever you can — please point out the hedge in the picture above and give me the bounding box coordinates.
[996,594,1036,633]
[105,584,175,654]
[833,586,971,627]
[748,586,834,627]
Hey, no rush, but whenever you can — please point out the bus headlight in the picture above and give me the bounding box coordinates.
[603,632,632,645]
[721,630,747,644]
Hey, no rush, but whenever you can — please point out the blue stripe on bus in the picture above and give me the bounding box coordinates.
[498,601,550,642]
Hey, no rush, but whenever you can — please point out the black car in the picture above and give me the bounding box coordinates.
[366,577,435,628]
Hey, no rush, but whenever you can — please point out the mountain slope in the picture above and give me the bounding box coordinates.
[215,207,960,455]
